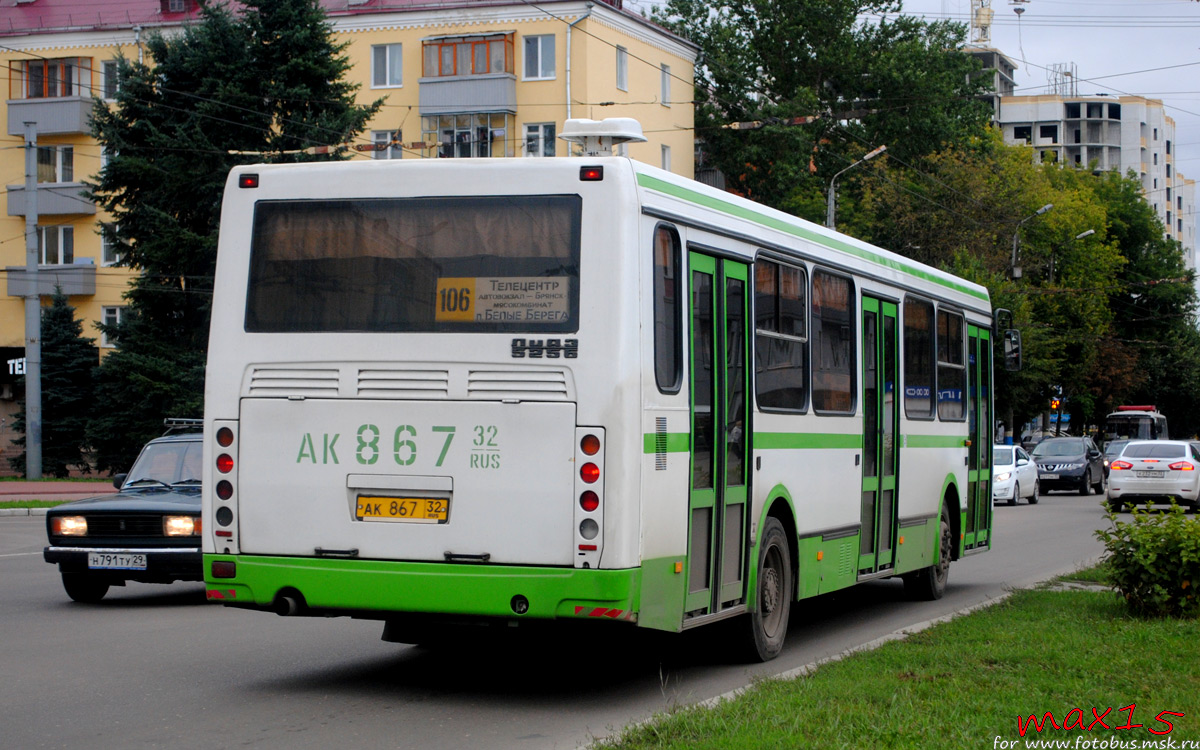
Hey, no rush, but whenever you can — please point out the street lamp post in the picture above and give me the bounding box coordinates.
[1049,229,1095,284]
[826,144,887,230]
[1010,203,1053,279]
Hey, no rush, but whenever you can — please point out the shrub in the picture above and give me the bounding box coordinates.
[1095,503,1200,618]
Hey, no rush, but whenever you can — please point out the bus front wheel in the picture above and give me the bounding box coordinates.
[904,506,951,601]
[742,516,793,662]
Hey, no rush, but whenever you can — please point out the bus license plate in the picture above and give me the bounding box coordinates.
[356,496,449,524]
[88,552,147,570]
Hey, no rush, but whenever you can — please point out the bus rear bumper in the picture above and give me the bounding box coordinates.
[203,554,641,623]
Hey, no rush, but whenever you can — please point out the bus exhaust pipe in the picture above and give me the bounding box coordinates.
[274,594,303,617]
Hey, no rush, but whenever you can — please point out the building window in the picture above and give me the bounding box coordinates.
[422,113,513,158]
[371,44,402,88]
[422,35,512,77]
[370,130,401,159]
[101,306,124,348]
[660,64,671,106]
[38,225,74,265]
[1167,140,1172,155]
[903,297,935,419]
[102,60,120,99]
[101,225,121,266]
[616,46,628,91]
[755,259,808,412]
[661,145,671,172]
[1012,125,1032,143]
[1154,153,1158,165]
[937,310,965,421]
[1039,125,1058,144]
[1154,128,1158,140]
[37,145,73,183]
[811,270,854,414]
[653,225,681,392]
[523,35,555,80]
[1167,164,1172,178]
[14,58,89,99]
[524,123,556,157]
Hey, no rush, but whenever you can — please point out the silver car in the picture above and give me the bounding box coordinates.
[1106,440,1200,512]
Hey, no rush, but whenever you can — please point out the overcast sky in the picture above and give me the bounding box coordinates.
[897,0,1200,178]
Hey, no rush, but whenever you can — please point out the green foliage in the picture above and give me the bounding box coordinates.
[655,0,991,215]
[1096,504,1200,618]
[85,0,381,472]
[9,290,97,477]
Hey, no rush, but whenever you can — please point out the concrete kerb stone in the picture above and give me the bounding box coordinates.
[0,507,49,516]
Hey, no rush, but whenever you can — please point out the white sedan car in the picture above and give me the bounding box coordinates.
[993,444,1039,505]
[1106,440,1200,512]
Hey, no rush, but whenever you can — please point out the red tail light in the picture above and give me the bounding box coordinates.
[1169,461,1195,471]
[580,463,600,483]
[580,491,599,512]
[216,427,234,447]
[1110,460,1132,471]
[216,454,234,473]
[580,434,601,456]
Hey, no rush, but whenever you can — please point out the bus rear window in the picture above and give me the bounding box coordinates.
[245,195,581,333]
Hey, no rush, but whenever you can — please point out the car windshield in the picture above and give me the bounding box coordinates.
[994,447,1014,466]
[1031,439,1085,457]
[124,440,203,487]
[1104,440,1129,458]
[1123,443,1186,459]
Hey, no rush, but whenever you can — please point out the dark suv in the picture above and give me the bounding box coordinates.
[43,422,203,602]
[1031,436,1106,495]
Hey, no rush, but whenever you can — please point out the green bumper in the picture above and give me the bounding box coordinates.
[204,554,641,621]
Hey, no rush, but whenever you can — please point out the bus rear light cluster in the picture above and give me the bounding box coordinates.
[210,420,240,551]
[573,428,606,569]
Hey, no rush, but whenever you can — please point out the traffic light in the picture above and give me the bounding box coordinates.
[1050,398,1061,410]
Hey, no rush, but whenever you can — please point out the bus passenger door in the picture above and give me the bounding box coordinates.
[859,297,900,574]
[686,252,751,617]
[964,325,992,549]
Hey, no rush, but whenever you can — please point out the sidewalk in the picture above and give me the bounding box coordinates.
[0,480,117,504]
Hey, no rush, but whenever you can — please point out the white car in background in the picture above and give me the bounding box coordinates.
[1106,440,1200,512]
[993,444,1039,505]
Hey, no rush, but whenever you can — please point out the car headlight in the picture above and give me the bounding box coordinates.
[51,515,88,536]
[164,515,201,537]
[995,472,1011,482]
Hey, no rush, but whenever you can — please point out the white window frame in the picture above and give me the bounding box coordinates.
[661,144,671,172]
[102,60,120,100]
[660,64,671,107]
[371,43,403,88]
[101,306,125,349]
[38,225,74,265]
[523,35,556,81]
[616,46,628,91]
[371,130,402,160]
[101,224,121,266]
[37,145,73,184]
[524,123,556,157]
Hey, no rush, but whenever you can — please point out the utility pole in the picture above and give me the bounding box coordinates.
[23,122,42,479]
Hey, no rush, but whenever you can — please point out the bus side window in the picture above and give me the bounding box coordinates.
[936,309,965,421]
[811,270,855,414]
[903,297,934,419]
[653,225,682,393]
[754,258,808,411]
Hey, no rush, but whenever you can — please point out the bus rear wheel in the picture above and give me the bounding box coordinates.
[742,516,793,662]
[904,506,951,601]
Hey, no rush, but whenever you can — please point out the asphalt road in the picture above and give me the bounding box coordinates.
[0,491,1110,750]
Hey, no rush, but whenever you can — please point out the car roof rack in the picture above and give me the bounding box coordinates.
[162,417,203,435]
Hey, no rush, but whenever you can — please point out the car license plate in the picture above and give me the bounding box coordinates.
[1040,473,1059,480]
[356,496,449,524]
[88,552,147,570]
[1136,470,1165,478]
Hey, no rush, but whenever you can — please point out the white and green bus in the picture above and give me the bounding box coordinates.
[202,119,994,661]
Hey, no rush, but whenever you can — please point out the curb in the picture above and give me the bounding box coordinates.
[0,508,49,517]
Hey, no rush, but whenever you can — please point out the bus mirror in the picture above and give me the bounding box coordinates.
[1003,329,1022,372]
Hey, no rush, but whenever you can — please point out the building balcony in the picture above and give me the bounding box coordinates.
[5,262,96,297]
[6,97,93,136]
[5,183,95,217]
[418,73,517,116]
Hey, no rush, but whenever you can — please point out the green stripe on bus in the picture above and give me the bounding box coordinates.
[906,434,967,448]
[755,432,863,450]
[643,432,691,453]
[636,173,989,302]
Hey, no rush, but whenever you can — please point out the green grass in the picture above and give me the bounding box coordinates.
[599,590,1200,749]
[1054,563,1111,585]
[0,499,68,509]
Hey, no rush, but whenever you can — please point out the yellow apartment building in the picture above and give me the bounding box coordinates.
[0,0,697,467]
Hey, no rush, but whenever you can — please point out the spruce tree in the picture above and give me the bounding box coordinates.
[86,0,382,472]
[9,289,97,477]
